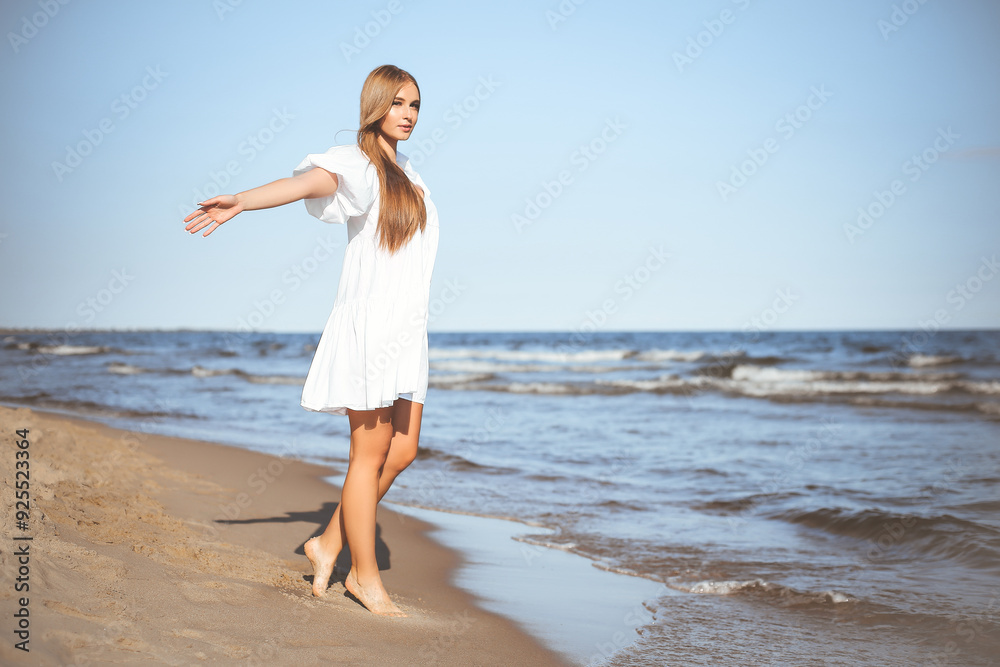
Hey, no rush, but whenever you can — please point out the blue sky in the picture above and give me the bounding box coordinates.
[1,0,998,333]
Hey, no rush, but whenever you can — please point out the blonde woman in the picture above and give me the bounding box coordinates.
[183,64,439,617]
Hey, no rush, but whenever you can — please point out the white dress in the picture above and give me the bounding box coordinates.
[292,144,440,415]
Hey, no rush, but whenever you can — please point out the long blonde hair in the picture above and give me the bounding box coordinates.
[356,64,427,255]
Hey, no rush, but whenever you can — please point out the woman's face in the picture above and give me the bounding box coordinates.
[379,82,419,142]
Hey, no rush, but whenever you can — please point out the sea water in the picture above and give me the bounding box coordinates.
[2,329,998,665]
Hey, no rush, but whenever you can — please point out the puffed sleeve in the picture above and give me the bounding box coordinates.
[291,145,375,224]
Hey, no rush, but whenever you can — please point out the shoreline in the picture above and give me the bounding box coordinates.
[384,502,668,666]
[0,403,576,665]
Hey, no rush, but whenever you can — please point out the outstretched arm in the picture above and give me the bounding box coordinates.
[183,167,339,237]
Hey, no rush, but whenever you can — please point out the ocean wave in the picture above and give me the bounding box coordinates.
[414,446,517,473]
[434,369,986,402]
[770,507,1000,569]
[690,491,804,514]
[189,365,303,385]
[960,380,1000,395]
[665,576,855,606]
[730,364,962,385]
[102,362,305,385]
[429,372,497,386]
[974,401,1000,416]
[594,498,649,512]
[632,348,709,363]
[252,340,286,352]
[425,345,706,365]
[0,392,192,420]
[502,381,620,395]
[510,534,580,553]
[30,343,114,355]
[429,359,661,374]
[107,362,147,375]
[429,346,636,363]
[908,353,963,367]
[848,396,1000,418]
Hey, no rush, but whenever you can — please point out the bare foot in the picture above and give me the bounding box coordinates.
[345,569,408,617]
[304,536,337,597]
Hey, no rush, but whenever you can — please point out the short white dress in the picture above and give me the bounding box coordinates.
[292,144,440,415]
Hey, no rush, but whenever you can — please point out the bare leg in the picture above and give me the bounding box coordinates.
[306,399,422,614]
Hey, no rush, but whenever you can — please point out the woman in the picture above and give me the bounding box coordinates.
[183,64,439,618]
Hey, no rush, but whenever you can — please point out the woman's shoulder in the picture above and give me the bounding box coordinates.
[314,144,421,181]
[396,150,421,176]
[322,143,367,161]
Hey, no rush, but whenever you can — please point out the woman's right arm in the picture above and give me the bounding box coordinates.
[183,167,339,238]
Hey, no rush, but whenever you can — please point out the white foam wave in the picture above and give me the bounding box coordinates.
[961,380,1000,395]
[729,365,953,396]
[430,359,650,374]
[189,365,302,385]
[191,365,231,378]
[672,578,767,595]
[36,344,109,355]
[511,535,579,552]
[243,374,303,385]
[667,577,853,603]
[107,362,146,375]
[596,376,693,392]
[633,348,709,363]
[429,372,495,386]
[975,402,1000,415]
[429,347,634,364]
[504,381,579,394]
[909,354,962,367]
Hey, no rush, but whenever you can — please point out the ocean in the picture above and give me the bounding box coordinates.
[2,328,998,666]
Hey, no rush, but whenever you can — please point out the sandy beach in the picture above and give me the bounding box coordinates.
[0,403,576,665]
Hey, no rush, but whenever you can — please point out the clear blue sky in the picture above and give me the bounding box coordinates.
[2,0,998,333]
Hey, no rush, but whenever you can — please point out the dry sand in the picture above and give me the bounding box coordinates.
[0,404,576,665]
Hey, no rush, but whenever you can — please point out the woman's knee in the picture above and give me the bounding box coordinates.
[349,447,390,471]
[386,438,418,473]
